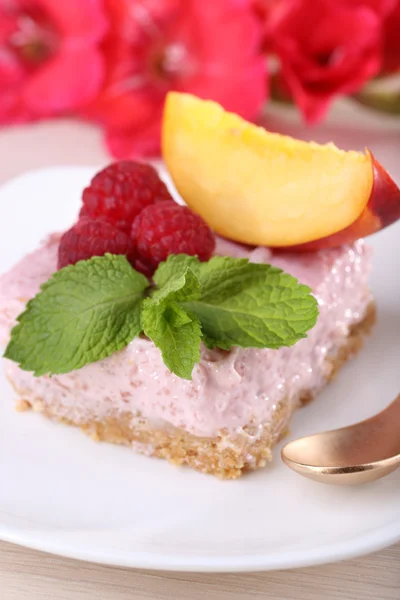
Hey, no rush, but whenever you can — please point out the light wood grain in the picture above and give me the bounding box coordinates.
[0,118,399,600]
[1,541,399,600]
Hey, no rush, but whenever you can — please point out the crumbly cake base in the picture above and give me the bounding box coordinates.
[12,303,376,479]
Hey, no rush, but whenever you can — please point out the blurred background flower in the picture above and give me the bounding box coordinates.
[266,0,382,123]
[83,0,266,157]
[340,1,400,73]
[0,0,107,123]
[0,0,399,158]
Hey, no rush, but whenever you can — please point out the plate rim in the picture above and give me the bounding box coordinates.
[1,521,399,572]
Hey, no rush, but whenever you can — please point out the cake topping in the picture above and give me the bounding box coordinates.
[61,159,216,276]
[12,88,400,381]
[58,218,137,269]
[4,253,318,380]
[80,160,172,234]
[162,92,400,250]
[131,200,215,276]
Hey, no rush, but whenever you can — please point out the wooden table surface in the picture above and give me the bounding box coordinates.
[0,118,399,600]
[1,542,399,600]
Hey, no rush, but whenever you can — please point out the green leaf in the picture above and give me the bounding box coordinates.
[4,255,149,376]
[142,308,202,380]
[163,304,193,327]
[149,266,201,305]
[182,256,319,350]
[142,268,202,379]
[153,254,200,288]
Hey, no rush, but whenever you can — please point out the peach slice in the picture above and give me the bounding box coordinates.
[286,153,400,250]
[162,92,400,248]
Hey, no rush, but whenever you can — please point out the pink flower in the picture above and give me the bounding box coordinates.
[252,0,285,50]
[0,0,107,123]
[267,0,382,123]
[84,0,267,158]
[382,1,400,72]
[341,0,400,72]
[338,0,396,18]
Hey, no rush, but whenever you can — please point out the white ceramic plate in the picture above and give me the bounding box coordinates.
[0,165,399,572]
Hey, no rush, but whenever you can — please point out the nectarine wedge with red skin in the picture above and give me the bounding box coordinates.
[281,152,400,251]
[163,93,400,249]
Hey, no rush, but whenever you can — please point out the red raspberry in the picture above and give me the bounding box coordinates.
[81,161,173,234]
[131,201,216,275]
[58,218,137,270]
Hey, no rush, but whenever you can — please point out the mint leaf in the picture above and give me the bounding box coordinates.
[4,255,149,376]
[182,256,318,350]
[149,266,201,305]
[142,268,202,379]
[142,309,202,380]
[153,254,200,288]
[153,255,318,351]
[163,304,193,327]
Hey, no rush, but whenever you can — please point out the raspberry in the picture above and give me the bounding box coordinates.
[131,201,216,274]
[58,218,137,270]
[81,161,173,234]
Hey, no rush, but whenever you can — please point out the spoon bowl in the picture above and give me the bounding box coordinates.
[281,395,400,485]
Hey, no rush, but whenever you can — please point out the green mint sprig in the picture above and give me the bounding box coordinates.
[4,255,148,376]
[4,253,319,380]
[142,268,202,378]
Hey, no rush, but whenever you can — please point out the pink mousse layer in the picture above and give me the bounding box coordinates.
[0,236,372,437]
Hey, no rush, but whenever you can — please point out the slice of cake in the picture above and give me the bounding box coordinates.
[2,93,399,479]
[0,235,374,478]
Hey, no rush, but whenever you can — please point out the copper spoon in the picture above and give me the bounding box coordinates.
[281,395,400,485]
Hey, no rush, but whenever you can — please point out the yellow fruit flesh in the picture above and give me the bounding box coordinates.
[162,93,374,247]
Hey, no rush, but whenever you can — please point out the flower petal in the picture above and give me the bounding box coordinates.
[37,0,108,42]
[185,59,267,121]
[282,51,381,123]
[270,0,382,123]
[23,48,104,115]
[188,0,264,63]
[382,3,400,72]
[85,0,268,156]
[86,83,163,130]
[105,113,163,159]
[338,0,397,18]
